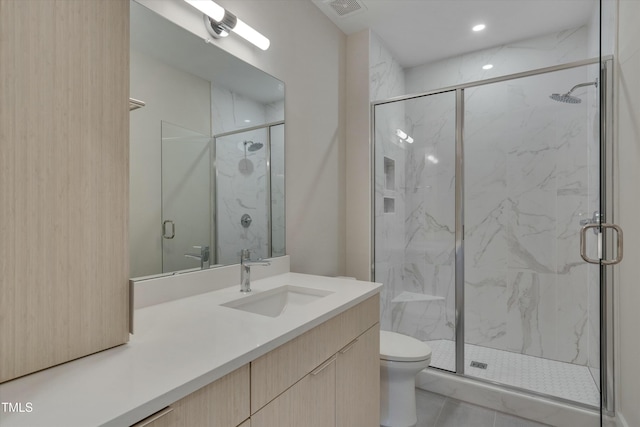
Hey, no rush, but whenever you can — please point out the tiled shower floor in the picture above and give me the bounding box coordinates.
[426,339,600,407]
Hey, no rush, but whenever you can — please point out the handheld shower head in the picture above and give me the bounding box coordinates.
[550,80,598,104]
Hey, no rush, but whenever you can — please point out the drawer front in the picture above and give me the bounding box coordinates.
[131,407,175,427]
[173,364,250,427]
[251,294,379,412]
[251,356,336,427]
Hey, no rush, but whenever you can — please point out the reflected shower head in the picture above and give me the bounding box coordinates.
[244,140,264,152]
[550,93,582,104]
[549,80,598,104]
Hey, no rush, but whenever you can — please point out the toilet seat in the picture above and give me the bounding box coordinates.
[380,330,432,362]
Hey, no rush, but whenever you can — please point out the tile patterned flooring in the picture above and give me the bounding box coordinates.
[415,388,552,427]
[426,339,600,407]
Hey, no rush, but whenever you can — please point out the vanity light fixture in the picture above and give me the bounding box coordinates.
[426,154,439,164]
[472,24,486,32]
[396,128,414,144]
[482,64,493,70]
[184,0,271,50]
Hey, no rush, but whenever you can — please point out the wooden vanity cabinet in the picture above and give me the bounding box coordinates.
[251,295,380,427]
[130,295,380,427]
[131,365,250,427]
[336,325,380,427]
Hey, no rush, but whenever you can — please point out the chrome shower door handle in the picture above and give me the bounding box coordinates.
[162,220,175,239]
[580,223,623,265]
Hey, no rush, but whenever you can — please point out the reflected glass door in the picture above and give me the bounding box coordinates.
[161,121,213,273]
[463,65,602,411]
[374,92,458,372]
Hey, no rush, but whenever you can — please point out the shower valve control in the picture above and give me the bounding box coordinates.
[241,213,252,228]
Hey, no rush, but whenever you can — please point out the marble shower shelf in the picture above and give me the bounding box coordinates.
[391,291,445,303]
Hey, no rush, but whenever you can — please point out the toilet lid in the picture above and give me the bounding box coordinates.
[380,331,432,362]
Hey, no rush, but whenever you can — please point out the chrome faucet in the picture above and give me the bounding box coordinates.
[240,249,271,293]
[184,245,210,269]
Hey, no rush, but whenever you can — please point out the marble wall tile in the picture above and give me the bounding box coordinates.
[370,32,405,101]
[405,27,588,95]
[215,128,270,265]
[504,271,557,358]
[465,267,508,349]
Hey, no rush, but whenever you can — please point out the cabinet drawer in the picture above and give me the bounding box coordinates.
[172,364,250,427]
[251,294,379,412]
[252,356,336,427]
[131,407,175,427]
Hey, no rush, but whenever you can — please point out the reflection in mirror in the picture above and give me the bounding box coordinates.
[130,1,285,279]
[214,122,285,265]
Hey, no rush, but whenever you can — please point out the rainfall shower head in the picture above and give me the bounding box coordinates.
[549,80,598,104]
[550,93,582,104]
[244,140,264,152]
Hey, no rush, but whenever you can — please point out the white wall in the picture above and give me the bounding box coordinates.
[615,0,640,425]
[136,0,347,276]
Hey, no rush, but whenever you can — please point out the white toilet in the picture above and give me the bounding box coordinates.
[380,331,432,427]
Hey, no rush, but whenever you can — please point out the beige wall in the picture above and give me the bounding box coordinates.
[615,0,640,425]
[135,0,347,276]
[346,30,372,281]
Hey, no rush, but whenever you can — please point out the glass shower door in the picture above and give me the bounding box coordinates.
[463,65,602,409]
[161,121,213,273]
[374,91,458,372]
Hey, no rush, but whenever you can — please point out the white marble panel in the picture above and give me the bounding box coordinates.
[505,271,557,359]
[212,85,267,135]
[465,267,508,349]
[369,31,405,101]
[405,27,588,95]
[270,123,286,257]
[555,265,589,364]
[215,128,269,265]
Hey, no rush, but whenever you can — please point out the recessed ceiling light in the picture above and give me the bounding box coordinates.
[482,64,493,70]
[244,119,251,123]
[472,24,486,32]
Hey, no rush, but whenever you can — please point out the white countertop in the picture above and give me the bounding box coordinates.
[0,273,381,427]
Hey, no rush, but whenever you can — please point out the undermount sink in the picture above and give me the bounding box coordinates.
[221,285,334,318]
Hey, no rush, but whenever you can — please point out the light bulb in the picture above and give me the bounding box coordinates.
[184,0,225,22]
[233,18,270,50]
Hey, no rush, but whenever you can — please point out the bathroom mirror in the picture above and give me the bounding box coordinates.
[129,1,285,279]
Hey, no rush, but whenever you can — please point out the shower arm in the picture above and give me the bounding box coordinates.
[566,80,598,95]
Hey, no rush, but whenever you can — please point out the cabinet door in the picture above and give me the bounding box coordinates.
[0,0,130,383]
[251,294,379,412]
[336,324,380,427]
[252,356,336,427]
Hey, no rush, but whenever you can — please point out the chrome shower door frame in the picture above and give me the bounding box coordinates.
[371,56,615,416]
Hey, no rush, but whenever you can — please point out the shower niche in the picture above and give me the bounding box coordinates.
[383,156,395,213]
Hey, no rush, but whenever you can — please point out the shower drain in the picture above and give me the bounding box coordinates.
[470,361,488,369]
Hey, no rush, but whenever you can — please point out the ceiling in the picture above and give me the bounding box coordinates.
[311,0,597,68]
